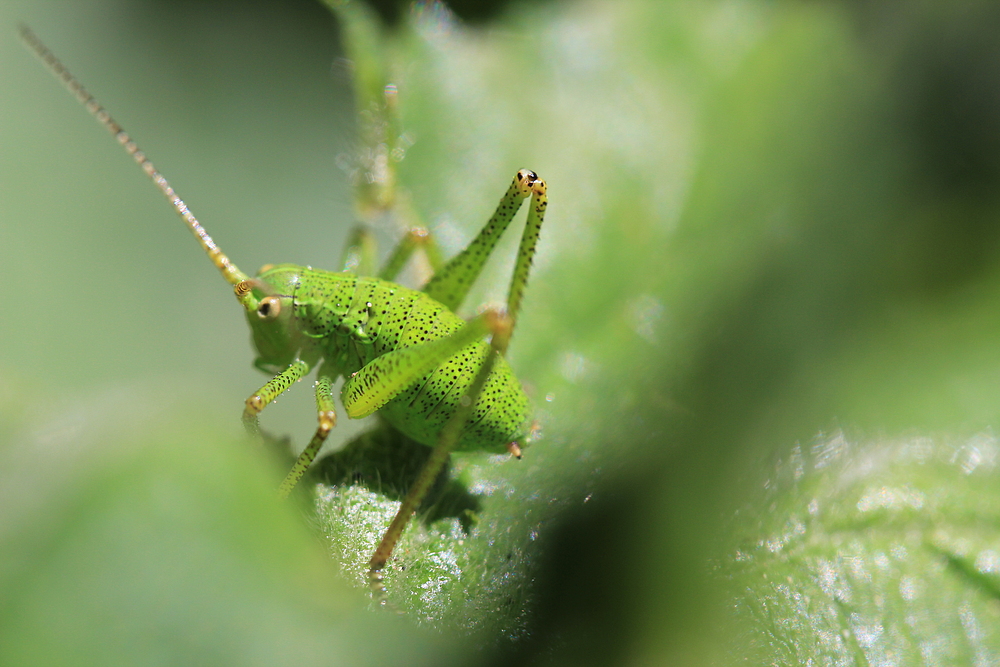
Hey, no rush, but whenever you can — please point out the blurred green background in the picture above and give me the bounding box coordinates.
[5,0,1000,664]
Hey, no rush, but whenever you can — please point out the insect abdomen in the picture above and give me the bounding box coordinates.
[381,344,529,453]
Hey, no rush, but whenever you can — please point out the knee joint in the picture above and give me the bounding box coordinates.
[245,394,265,416]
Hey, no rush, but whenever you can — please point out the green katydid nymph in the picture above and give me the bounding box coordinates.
[20,25,547,593]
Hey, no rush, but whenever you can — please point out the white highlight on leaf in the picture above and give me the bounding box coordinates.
[849,613,883,649]
[627,293,664,344]
[974,549,1000,574]
[899,575,917,601]
[856,486,925,513]
[559,352,588,383]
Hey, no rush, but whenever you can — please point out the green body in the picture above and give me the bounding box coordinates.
[237,167,547,505]
[247,265,529,452]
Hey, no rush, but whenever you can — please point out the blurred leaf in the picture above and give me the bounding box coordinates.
[0,377,457,666]
[723,431,1000,664]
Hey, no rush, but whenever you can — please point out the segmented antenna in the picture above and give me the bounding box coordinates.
[19,25,249,286]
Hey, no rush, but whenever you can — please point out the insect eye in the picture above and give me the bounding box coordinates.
[257,296,282,320]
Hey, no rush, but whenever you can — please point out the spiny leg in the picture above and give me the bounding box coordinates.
[337,310,507,602]
[504,173,547,326]
[367,310,514,600]
[362,173,548,600]
[497,175,546,453]
[277,363,338,499]
[242,359,311,436]
[423,170,545,312]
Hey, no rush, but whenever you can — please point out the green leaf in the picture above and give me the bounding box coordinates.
[0,380,457,666]
[9,0,1000,663]
[724,432,1000,664]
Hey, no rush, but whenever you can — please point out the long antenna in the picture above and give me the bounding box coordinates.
[19,25,249,287]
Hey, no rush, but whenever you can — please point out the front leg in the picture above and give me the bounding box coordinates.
[242,359,311,436]
[277,362,339,499]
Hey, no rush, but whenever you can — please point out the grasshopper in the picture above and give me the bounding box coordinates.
[20,26,547,592]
